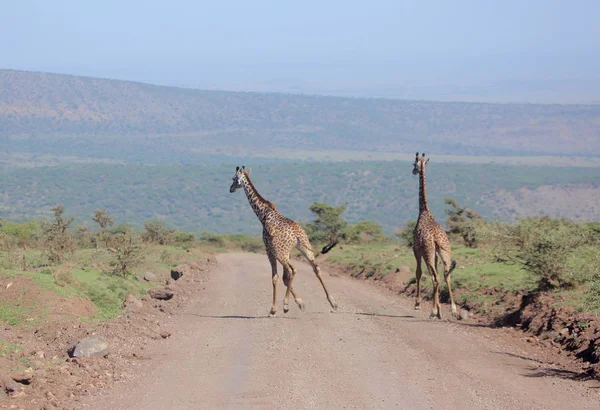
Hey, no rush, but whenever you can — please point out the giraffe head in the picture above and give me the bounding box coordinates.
[230,166,247,193]
[412,152,429,175]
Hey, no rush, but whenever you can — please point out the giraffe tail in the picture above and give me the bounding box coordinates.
[445,260,457,278]
[320,241,339,255]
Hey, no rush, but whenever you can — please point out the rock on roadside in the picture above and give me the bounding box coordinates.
[147,287,174,300]
[170,268,184,281]
[10,372,34,385]
[142,272,158,282]
[69,337,110,358]
[123,294,144,314]
[0,375,21,395]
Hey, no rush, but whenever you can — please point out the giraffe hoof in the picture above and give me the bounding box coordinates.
[331,302,338,312]
[414,305,421,311]
[297,301,305,312]
[283,304,290,313]
[269,308,277,317]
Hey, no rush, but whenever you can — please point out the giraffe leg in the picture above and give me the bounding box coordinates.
[439,248,458,317]
[413,248,423,310]
[424,256,441,319]
[298,245,337,311]
[282,268,305,312]
[266,250,279,316]
[414,260,423,310]
[290,287,304,311]
[281,260,296,313]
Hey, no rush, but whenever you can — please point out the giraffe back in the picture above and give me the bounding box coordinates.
[414,211,451,252]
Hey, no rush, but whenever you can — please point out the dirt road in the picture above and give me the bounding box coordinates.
[83,253,599,410]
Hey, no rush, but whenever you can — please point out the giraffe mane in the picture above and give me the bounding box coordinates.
[244,171,277,210]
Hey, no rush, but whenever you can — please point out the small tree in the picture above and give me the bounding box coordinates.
[305,202,348,245]
[480,217,594,290]
[109,228,145,277]
[0,220,41,250]
[142,220,175,245]
[74,224,93,248]
[396,220,417,248]
[41,205,75,264]
[173,231,196,248]
[93,209,114,247]
[444,198,483,248]
[345,221,386,244]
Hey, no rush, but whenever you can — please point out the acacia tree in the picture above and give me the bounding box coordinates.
[75,224,92,248]
[345,221,386,244]
[41,205,75,264]
[109,227,145,277]
[444,198,483,248]
[479,217,595,290]
[93,209,114,247]
[396,220,417,248]
[304,202,348,246]
[142,220,174,245]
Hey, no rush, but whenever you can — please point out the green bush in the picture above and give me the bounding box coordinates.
[396,220,417,248]
[92,209,114,248]
[0,220,41,250]
[41,205,75,264]
[304,202,348,245]
[444,198,483,248]
[586,273,600,313]
[481,217,596,290]
[344,221,387,244]
[239,237,264,253]
[109,228,145,277]
[75,224,94,249]
[198,231,226,248]
[142,220,175,245]
[173,231,196,248]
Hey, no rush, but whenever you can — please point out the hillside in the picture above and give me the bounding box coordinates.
[1,161,598,235]
[2,69,600,156]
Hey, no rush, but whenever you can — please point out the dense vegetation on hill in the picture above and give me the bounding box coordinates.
[2,69,600,156]
[1,161,598,235]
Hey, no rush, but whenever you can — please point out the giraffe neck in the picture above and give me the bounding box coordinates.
[419,167,430,215]
[241,173,276,225]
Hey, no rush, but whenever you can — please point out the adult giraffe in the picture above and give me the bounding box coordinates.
[412,153,457,319]
[229,166,338,316]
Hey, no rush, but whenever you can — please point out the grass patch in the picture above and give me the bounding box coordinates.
[0,300,37,326]
[327,242,539,311]
[328,240,600,319]
[0,340,22,357]
[0,245,208,323]
[73,268,150,319]
[327,242,415,276]
[198,233,264,253]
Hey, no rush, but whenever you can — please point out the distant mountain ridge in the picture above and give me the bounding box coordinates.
[1,69,600,156]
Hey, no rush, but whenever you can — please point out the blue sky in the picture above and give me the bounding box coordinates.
[1,0,599,101]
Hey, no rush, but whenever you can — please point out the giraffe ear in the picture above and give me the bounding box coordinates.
[425,158,430,165]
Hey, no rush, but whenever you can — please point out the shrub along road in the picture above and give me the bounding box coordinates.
[82,252,599,410]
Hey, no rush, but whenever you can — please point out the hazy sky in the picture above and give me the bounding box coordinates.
[1,0,599,101]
